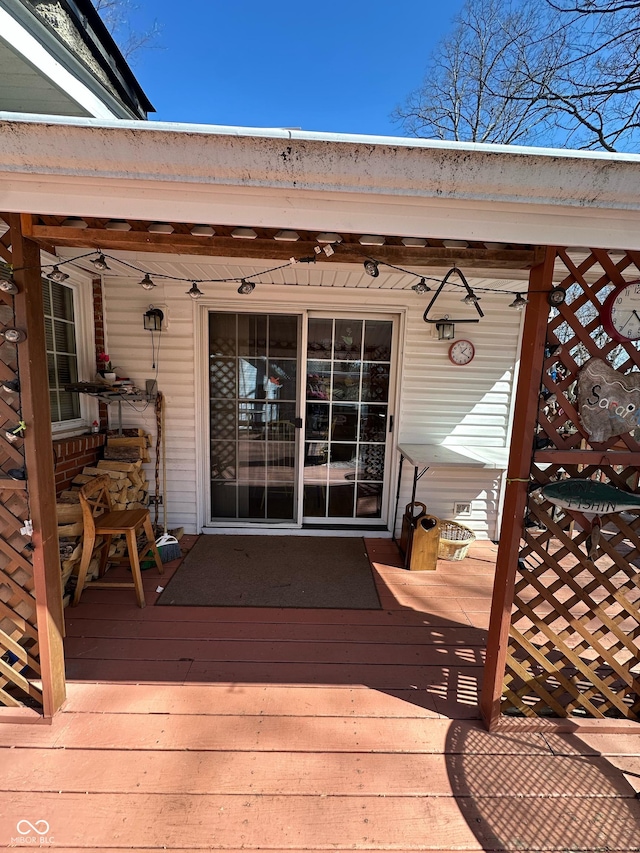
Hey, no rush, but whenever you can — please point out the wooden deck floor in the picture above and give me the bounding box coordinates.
[1,537,640,851]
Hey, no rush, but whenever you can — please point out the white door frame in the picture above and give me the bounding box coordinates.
[195,300,405,534]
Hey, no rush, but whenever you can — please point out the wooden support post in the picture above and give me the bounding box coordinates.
[9,214,66,717]
[480,247,556,731]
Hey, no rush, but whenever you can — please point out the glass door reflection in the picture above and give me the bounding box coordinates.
[304,318,392,522]
[209,312,299,522]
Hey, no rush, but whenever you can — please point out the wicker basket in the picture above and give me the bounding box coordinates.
[438,520,476,561]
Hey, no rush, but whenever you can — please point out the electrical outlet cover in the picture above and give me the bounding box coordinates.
[454,502,471,516]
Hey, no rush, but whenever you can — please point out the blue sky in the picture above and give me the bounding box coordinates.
[121,1,466,136]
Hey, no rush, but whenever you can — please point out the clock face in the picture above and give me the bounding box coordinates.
[449,339,475,365]
[602,280,640,342]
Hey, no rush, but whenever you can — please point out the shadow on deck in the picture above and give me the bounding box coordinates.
[1,537,639,850]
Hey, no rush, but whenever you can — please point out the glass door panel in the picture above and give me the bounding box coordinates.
[303,318,392,523]
[210,312,299,522]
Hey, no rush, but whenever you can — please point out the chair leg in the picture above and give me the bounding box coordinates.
[126,528,146,608]
[143,516,164,575]
[98,534,112,577]
[72,531,95,607]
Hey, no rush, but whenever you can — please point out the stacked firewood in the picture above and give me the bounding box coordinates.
[57,430,152,605]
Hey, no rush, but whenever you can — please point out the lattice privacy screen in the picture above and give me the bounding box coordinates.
[504,248,640,720]
[0,257,43,710]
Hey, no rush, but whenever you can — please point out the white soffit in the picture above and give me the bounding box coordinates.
[0,11,117,119]
[2,115,640,251]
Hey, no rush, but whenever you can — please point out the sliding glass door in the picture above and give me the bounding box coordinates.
[208,311,395,527]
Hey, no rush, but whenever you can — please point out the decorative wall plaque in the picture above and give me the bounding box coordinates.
[577,357,640,443]
[542,478,640,514]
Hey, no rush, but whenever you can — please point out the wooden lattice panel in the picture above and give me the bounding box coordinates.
[503,249,640,720]
[0,249,43,710]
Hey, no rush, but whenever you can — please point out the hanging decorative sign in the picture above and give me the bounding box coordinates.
[577,357,640,443]
[542,479,640,514]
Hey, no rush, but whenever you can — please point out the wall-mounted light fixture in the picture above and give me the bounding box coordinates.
[435,321,455,341]
[143,306,164,332]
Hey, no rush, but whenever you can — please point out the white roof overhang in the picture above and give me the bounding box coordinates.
[0,6,126,119]
[1,114,640,251]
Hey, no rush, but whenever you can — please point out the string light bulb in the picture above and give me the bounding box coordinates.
[2,328,27,343]
[363,260,379,278]
[462,291,481,304]
[412,278,430,294]
[0,278,18,294]
[139,273,156,291]
[47,266,69,283]
[92,253,111,272]
[509,293,529,309]
[237,279,255,295]
[186,282,204,299]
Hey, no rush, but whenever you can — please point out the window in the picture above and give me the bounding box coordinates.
[43,278,81,424]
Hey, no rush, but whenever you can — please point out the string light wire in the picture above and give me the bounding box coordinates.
[13,247,550,303]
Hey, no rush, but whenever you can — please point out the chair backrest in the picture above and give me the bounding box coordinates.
[78,475,113,536]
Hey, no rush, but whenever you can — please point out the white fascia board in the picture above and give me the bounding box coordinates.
[0,7,118,119]
[6,110,640,164]
[1,115,640,250]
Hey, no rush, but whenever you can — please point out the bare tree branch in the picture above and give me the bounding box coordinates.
[94,0,162,62]
[394,0,640,152]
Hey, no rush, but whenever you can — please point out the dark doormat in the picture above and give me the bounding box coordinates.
[156,535,382,609]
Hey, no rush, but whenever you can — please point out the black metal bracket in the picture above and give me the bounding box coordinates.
[423,266,484,324]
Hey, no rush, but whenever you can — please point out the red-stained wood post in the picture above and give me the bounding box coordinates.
[10,214,66,717]
[480,247,556,730]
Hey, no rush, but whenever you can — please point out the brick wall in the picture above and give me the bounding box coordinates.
[53,434,106,495]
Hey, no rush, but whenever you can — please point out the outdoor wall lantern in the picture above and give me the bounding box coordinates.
[143,306,164,332]
[436,320,456,341]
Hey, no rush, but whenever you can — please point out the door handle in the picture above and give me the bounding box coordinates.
[294,417,303,429]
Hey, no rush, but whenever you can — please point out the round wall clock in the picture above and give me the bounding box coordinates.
[601,280,640,342]
[448,339,475,365]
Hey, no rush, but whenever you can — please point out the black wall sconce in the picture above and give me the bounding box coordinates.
[143,306,164,332]
[435,320,456,341]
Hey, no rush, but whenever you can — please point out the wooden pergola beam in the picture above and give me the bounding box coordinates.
[29,224,544,270]
[9,215,66,718]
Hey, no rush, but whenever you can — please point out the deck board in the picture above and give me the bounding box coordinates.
[3,790,640,850]
[2,536,640,851]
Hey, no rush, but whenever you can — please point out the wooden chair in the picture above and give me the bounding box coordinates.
[72,475,164,608]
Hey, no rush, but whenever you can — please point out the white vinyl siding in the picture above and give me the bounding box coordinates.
[101,257,523,537]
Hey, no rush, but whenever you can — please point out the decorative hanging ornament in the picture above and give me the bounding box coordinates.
[423,266,484,334]
[577,357,640,443]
